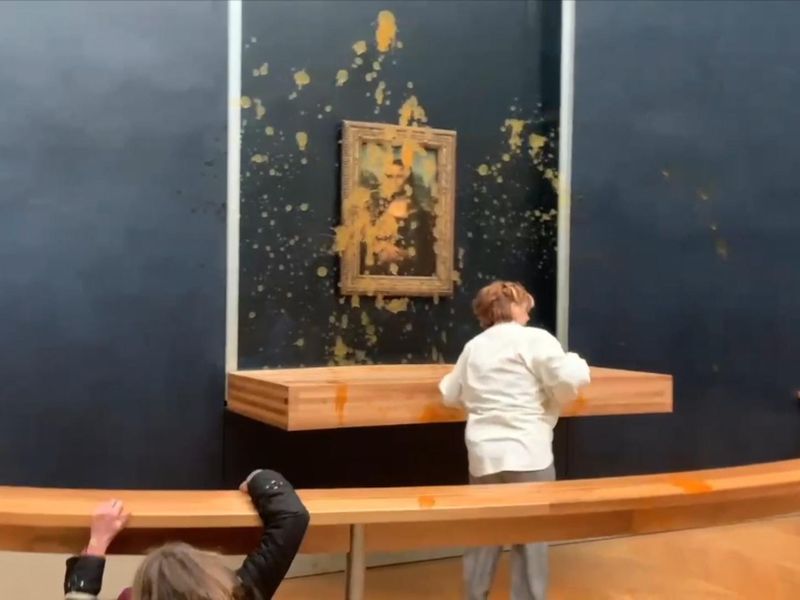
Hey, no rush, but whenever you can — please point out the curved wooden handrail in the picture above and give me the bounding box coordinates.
[2,459,800,555]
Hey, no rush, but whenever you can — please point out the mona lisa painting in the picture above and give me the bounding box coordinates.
[337,121,456,296]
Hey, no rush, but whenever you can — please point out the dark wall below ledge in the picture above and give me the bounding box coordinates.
[224,413,468,489]
[223,413,569,488]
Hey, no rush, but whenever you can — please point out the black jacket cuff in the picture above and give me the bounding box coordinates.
[247,470,290,500]
[64,555,105,595]
[247,470,308,521]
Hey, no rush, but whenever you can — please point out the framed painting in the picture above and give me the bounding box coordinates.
[338,120,456,296]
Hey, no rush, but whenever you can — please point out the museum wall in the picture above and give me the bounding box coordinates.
[0,0,228,488]
[229,1,563,487]
[567,0,800,477]
[3,0,794,492]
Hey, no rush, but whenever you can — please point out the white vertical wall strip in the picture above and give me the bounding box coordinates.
[225,0,243,377]
[556,0,577,348]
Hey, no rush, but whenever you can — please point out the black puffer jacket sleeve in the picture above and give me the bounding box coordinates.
[63,554,105,599]
[237,470,310,599]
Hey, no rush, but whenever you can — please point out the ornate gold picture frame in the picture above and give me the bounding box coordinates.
[338,120,456,297]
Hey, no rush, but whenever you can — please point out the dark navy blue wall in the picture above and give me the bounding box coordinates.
[6,0,795,490]
[567,0,800,477]
[0,1,227,488]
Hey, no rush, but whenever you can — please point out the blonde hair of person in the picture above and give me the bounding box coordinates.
[472,281,535,329]
[132,542,246,600]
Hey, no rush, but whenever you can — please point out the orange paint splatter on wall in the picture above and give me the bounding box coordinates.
[254,98,266,120]
[398,96,428,127]
[382,298,409,313]
[360,312,378,345]
[530,133,548,155]
[293,69,311,89]
[543,168,559,193]
[375,81,387,105]
[504,118,527,153]
[295,131,309,151]
[376,10,398,52]
[333,336,353,364]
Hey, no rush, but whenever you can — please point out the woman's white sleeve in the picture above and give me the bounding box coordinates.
[531,333,591,408]
[439,350,467,408]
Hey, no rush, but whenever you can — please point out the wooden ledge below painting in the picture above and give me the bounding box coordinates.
[226,364,673,431]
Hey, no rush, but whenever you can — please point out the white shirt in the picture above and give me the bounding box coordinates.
[439,322,591,477]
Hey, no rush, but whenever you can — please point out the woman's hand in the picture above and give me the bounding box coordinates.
[85,499,130,556]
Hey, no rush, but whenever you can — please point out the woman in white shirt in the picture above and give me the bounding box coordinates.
[439,281,590,600]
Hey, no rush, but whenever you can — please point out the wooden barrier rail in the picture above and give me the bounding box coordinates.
[228,365,673,430]
[3,459,800,598]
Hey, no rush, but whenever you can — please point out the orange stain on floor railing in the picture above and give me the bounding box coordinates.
[667,476,713,494]
[418,496,436,508]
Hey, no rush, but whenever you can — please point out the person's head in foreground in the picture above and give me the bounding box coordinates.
[472,280,535,329]
[131,543,244,600]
